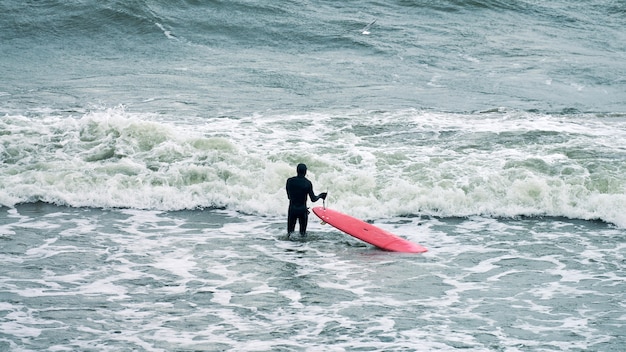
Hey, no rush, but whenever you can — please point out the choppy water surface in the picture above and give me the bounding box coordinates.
[1,204,624,351]
[2,0,626,350]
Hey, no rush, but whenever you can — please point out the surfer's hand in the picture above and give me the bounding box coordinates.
[319,192,327,200]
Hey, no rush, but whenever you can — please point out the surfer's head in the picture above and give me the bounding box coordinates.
[296,163,307,176]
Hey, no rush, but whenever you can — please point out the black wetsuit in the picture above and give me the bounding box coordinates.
[286,175,321,235]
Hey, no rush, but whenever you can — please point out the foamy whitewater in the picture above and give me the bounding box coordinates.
[1,1,625,351]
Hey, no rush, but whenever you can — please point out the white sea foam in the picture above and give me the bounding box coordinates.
[1,204,624,350]
[1,107,625,227]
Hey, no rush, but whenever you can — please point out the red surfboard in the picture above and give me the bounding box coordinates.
[312,207,427,253]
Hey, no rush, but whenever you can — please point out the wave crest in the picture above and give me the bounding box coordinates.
[1,108,625,228]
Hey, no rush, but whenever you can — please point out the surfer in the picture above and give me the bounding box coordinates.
[286,163,327,238]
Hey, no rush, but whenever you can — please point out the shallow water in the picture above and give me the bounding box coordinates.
[1,204,624,351]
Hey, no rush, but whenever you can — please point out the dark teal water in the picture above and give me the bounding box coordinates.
[2,1,625,114]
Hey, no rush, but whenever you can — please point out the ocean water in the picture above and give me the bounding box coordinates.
[1,1,625,351]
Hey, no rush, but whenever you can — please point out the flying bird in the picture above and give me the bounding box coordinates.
[361,19,377,35]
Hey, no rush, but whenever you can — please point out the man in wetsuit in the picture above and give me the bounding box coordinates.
[286,163,327,238]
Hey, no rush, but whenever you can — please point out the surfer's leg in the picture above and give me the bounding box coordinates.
[299,212,308,236]
[287,209,297,238]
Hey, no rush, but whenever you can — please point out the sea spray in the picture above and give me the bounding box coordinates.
[2,107,624,227]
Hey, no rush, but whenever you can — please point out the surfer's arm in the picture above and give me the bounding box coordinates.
[308,185,327,202]
[286,178,293,200]
[307,182,320,202]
